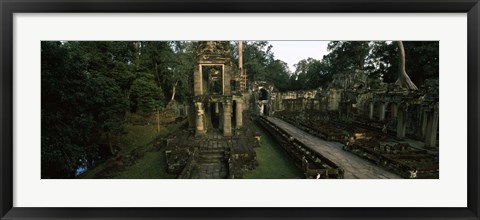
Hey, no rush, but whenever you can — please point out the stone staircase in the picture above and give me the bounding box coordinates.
[190,139,229,178]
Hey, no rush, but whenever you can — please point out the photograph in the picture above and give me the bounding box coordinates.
[2,0,477,218]
[41,40,439,179]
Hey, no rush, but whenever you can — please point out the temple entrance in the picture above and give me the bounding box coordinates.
[259,88,269,100]
[202,65,223,95]
[263,104,269,115]
[258,88,270,116]
[232,101,237,128]
[209,102,221,129]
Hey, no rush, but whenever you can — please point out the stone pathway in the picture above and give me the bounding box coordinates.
[266,116,402,179]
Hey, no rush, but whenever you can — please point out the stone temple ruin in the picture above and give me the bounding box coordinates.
[166,41,439,179]
[254,69,439,178]
[166,41,256,179]
[190,41,246,136]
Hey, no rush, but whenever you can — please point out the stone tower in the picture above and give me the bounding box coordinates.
[193,41,244,136]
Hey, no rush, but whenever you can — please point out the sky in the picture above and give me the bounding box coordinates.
[268,41,330,73]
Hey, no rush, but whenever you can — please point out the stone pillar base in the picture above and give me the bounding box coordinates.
[223,101,232,137]
[236,101,243,128]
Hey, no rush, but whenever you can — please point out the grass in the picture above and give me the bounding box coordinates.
[80,123,179,179]
[80,118,303,179]
[243,129,304,179]
[114,151,175,179]
[117,124,168,154]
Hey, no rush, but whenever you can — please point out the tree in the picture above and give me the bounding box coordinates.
[243,41,274,83]
[366,41,439,86]
[395,41,418,90]
[402,41,439,86]
[130,74,164,115]
[290,58,313,90]
[305,59,329,89]
[365,41,398,83]
[266,59,291,91]
[42,41,136,177]
[324,41,370,75]
[288,58,331,91]
[137,41,193,104]
[89,75,128,154]
[42,41,97,178]
[168,41,195,103]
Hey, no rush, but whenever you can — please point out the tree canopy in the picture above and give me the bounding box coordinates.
[285,41,438,91]
[41,41,193,178]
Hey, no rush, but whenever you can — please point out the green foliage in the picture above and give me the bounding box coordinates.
[241,41,292,91]
[41,41,98,178]
[403,41,439,86]
[287,58,331,91]
[114,151,176,179]
[365,41,398,83]
[243,41,275,83]
[41,41,171,178]
[286,41,439,91]
[90,75,128,134]
[365,41,439,85]
[137,41,194,103]
[287,41,370,91]
[325,41,370,74]
[266,59,291,91]
[130,73,164,115]
[80,124,176,179]
[42,40,197,178]
[305,59,330,89]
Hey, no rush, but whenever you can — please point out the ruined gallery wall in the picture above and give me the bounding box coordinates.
[272,88,341,113]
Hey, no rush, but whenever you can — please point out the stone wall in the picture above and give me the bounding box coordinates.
[251,76,439,148]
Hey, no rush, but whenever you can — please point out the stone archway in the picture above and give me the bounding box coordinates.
[252,81,275,116]
[259,88,269,101]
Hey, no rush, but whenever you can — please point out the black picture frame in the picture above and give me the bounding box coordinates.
[1,0,479,219]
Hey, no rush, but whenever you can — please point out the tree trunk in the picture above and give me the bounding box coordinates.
[133,41,141,69]
[395,41,418,90]
[106,132,114,155]
[171,80,178,101]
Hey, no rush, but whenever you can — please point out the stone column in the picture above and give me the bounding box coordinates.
[379,102,386,121]
[421,110,428,138]
[368,102,374,120]
[194,65,202,96]
[195,102,206,135]
[396,109,406,139]
[236,100,243,128]
[219,103,224,129]
[223,65,231,95]
[391,103,398,118]
[424,105,439,148]
[223,100,232,136]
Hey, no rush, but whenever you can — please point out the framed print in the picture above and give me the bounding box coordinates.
[1,0,479,219]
